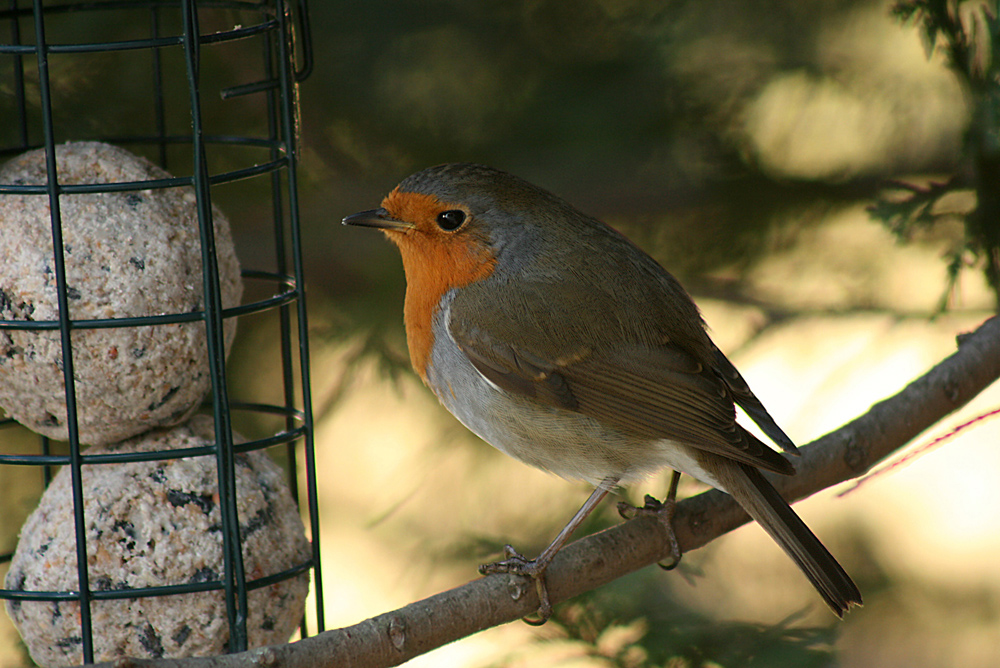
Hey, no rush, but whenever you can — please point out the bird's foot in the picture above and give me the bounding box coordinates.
[617,493,682,570]
[479,544,553,625]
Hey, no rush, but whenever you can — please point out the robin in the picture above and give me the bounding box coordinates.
[343,163,861,621]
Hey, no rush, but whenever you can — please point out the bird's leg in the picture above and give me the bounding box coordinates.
[617,470,682,570]
[479,476,618,624]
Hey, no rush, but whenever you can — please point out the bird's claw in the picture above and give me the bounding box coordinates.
[617,493,664,520]
[479,544,554,624]
[616,493,682,570]
[478,544,533,576]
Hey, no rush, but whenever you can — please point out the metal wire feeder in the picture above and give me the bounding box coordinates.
[0,0,324,663]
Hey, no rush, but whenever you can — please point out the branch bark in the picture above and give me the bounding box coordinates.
[94,315,1000,668]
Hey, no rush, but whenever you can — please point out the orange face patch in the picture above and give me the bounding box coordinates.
[381,187,444,230]
[379,188,496,383]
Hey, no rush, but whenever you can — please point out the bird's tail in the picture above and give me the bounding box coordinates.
[714,460,862,617]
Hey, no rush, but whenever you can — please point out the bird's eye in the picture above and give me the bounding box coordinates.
[436,209,467,231]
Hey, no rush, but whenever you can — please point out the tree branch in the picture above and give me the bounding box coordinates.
[95,315,1000,668]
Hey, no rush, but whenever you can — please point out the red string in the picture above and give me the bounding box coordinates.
[838,406,1000,497]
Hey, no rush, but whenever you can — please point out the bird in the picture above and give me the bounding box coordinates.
[343,162,861,621]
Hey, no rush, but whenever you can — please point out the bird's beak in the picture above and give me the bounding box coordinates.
[342,208,413,230]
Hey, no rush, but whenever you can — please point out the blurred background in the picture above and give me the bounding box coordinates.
[3,0,1000,666]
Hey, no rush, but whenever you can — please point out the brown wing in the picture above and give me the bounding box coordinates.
[456,333,794,475]
[710,343,797,453]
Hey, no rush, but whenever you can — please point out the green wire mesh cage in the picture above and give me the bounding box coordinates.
[0,1,323,664]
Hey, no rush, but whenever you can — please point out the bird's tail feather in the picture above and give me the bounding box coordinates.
[715,461,862,616]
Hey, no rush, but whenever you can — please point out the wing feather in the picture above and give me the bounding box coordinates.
[456,331,794,475]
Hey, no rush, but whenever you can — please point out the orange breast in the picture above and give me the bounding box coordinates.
[380,189,497,383]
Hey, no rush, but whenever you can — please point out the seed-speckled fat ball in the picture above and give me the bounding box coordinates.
[4,416,311,667]
[0,142,242,445]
